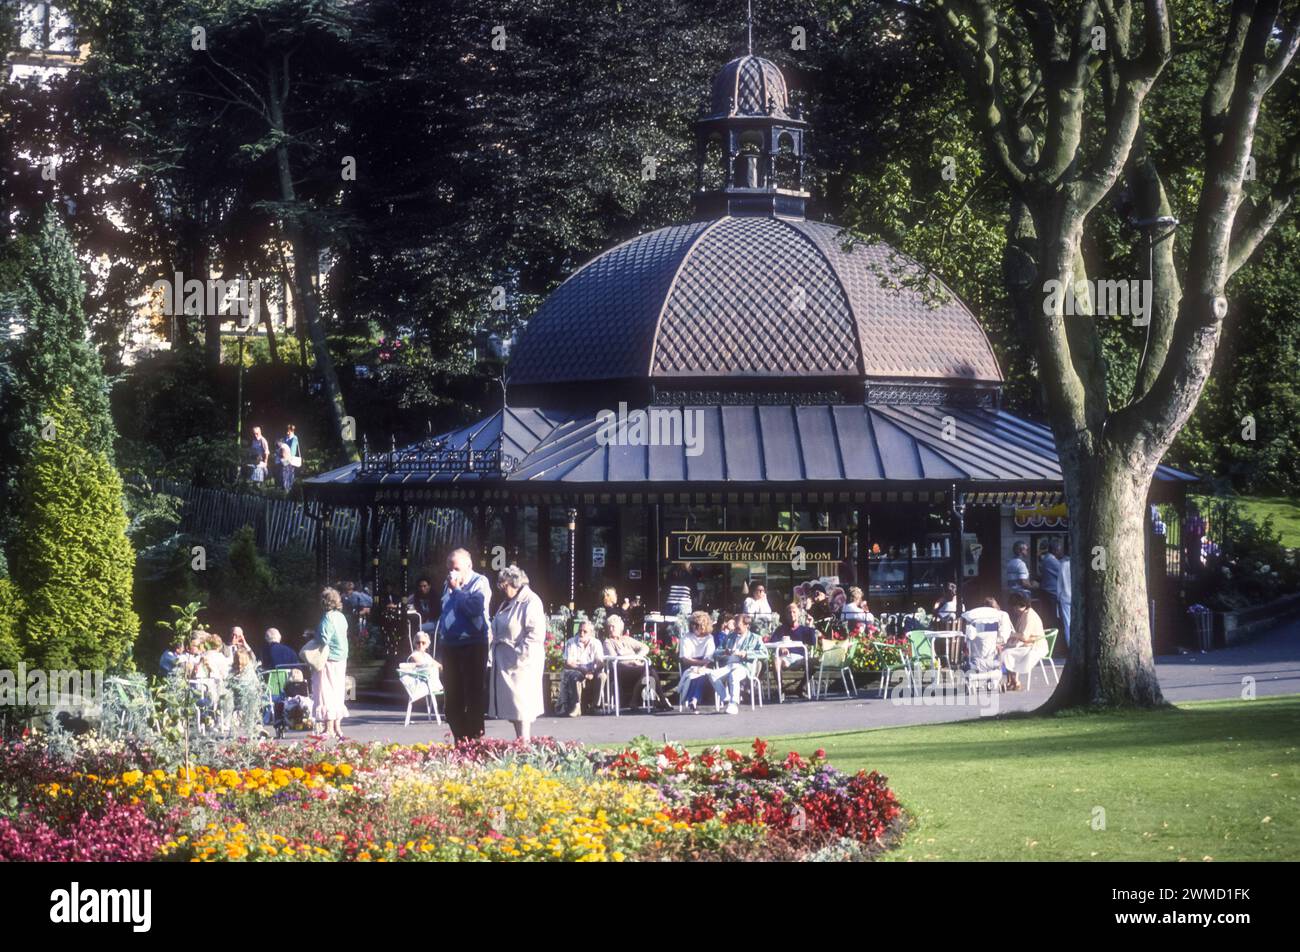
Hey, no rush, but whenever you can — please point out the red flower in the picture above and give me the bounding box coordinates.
[752,738,768,759]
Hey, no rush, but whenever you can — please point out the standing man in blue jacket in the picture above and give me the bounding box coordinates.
[437,547,492,742]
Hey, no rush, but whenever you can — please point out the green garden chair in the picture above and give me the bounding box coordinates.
[104,676,156,734]
[907,629,940,692]
[814,640,857,698]
[1026,628,1060,689]
[867,639,914,698]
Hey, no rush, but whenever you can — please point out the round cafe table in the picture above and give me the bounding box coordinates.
[763,640,811,702]
[601,654,654,716]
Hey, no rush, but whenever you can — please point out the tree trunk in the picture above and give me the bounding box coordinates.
[193,243,221,370]
[266,71,357,462]
[261,291,280,365]
[1046,448,1165,709]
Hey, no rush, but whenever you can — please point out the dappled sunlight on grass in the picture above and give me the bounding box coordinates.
[691,695,1300,860]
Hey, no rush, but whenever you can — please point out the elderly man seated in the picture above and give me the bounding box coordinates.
[602,614,659,710]
[710,613,766,715]
[262,628,300,669]
[961,597,1012,673]
[767,602,817,698]
[557,619,606,717]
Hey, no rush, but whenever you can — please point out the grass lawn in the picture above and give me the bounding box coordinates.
[1193,493,1300,548]
[1238,495,1300,548]
[690,695,1300,860]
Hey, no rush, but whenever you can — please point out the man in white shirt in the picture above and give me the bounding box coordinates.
[961,598,1013,672]
[558,620,606,717]
[1005,542,1031,599]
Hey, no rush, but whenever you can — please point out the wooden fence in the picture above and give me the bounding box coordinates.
[130,478,471,566]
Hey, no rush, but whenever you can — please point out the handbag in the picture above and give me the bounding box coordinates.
[300,637,328,671]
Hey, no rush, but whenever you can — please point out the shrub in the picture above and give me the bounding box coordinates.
[9,393,139,671]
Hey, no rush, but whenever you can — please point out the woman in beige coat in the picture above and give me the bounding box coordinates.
[488,564,548,740]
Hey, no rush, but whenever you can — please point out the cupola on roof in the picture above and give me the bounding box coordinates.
[707,55,791,119]
[505,37,1003,401]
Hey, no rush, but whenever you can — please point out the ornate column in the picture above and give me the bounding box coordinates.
[567,506,578,610]
[371,505,383,598]
[399,502,411,595]
[322,505,335,586]
[950,484,967,614]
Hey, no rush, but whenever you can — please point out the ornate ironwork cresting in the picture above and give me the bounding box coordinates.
[359,434,519,476]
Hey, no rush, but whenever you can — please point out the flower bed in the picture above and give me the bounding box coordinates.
[0,734,903,862]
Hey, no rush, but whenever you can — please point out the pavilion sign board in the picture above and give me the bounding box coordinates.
[667,531,844,565]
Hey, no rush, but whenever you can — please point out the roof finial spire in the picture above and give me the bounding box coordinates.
[747,0,753,55]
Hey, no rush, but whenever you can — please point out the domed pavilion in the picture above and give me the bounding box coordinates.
[306,49,1194,641]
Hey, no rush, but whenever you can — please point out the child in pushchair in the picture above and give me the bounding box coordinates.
[265,666,314,736]
[282,669,313,731]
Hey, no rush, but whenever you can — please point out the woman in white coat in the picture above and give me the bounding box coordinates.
[488,564,547,740]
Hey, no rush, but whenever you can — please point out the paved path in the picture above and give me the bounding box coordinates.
[324,619,1300,747]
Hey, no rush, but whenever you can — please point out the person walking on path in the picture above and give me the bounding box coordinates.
[278,424,301,492]
[436,547,492,742]
[248,426,269,483]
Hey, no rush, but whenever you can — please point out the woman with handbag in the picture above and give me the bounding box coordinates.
[305,587,349,738]
[487,564,547,741]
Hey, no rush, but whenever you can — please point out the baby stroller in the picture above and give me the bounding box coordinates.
[262,665,313,737]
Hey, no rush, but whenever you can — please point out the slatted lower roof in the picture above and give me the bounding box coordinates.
[307,404,1196,492]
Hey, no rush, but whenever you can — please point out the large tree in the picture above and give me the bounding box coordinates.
[911,0,1300,706]
[0,211,117,547]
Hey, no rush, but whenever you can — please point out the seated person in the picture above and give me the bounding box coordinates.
[231,643,259,679]
[672,611,716,712]
[282,668,313,729]
[743,583,773,620]
[262,628,299,669]
[768,602,817,697]
[602,615,660,708]
[1001,592,1048,690]
[557,620,606,717]
[807,583,833,623]
[341,580,374,634]
[710,613,766,715]
[840,586,874,626]
[229,626,255,660]
[407,630,438,668]
[400,631,443,692]
[407,576,440,635]
[933,582,960,627]
[596,586,624,627]
[160,644,180,676]
[197,633,231,680]
[176,636,204,677]
[961,597,1012,673]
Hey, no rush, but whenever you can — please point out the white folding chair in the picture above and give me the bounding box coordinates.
[399,666,442,726]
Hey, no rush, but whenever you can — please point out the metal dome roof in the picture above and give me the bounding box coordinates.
[506,216,1004,387]
[707,54,791,119]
